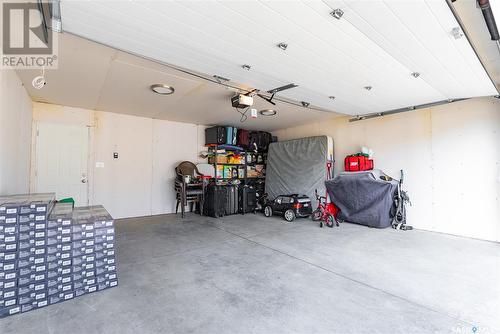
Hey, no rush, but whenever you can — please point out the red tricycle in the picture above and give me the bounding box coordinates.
[312,189,339,228]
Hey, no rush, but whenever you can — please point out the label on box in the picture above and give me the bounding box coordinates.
[4,290,16,298]
[84,263,94,270]
[2,262,15,271]
[60,228,71,235]
[2,252,16,261]
[35,273,46,281]
[34,248,45,255]
[86,285,97,293]
[35,292,46,300]
[4,236,16,243]
[19,266,33,276]
[85,278,96,286]
[35,240,46,247]
[35,223,46,230]
[36,300,48,308]
[35,265,46,272]
[5,299,16,307]
[5,271,16,280]
[4,226,16,234]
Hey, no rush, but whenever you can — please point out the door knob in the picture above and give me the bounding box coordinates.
[81,178,87,183]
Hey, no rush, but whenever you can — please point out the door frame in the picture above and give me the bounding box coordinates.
[30,120,93,206]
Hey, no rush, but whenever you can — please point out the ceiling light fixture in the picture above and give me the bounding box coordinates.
[301,101,310,107]
[259,109,277,116]
[364,86,372,91]
[411,72,420,78]
[331,9,344,19]
[277,42,288,50]
[328,96,336,100]
[242,64,251,71]
[150,84,175,95]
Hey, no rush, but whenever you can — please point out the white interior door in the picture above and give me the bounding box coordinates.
[35,122,89,206]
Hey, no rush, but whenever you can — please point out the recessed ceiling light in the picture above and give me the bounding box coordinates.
[411,72,420,78]
[277,42,288,50]
[259,109,277,116]
[301,101,310,107]
[329,96,335,100]
[364,86,372,91]
[242,64,251,71]
[331,9,344,19]
[150,84,174,95]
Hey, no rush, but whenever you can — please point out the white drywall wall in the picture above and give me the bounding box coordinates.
[0,69,32,195]
[32,102,206,219]
[92,111,154,219]
[273,97,500,242]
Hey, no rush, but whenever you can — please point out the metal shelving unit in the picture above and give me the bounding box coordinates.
[205,144,267,215]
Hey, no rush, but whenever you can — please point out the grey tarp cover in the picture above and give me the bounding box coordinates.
[266,136,328,208]
[325,170,398,228]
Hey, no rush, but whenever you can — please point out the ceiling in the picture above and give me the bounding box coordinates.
[58,0,498,117]
[16,33,337,131]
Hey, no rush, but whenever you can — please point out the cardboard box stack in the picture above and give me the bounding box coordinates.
[0,193,118,318]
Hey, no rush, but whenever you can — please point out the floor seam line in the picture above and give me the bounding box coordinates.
[205,223,476,328]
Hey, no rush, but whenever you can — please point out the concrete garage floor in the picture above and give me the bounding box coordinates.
[3,214,499,334]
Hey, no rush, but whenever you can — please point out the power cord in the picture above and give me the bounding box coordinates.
[234,106,249,123]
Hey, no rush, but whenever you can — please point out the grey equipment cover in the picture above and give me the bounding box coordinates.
[325,170,398,228]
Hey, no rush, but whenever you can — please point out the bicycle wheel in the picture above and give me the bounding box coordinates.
[326,213,335,228]
[311,208,322,221]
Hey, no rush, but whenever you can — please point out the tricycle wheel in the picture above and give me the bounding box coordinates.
[264,206,273,217]
[284,209,296,222]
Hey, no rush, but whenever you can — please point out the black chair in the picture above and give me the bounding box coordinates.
[174,161,205,218]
